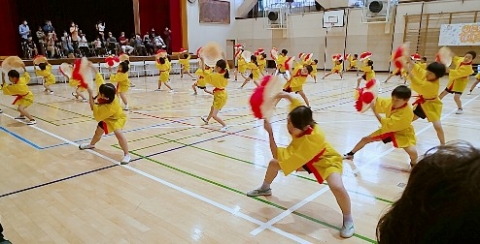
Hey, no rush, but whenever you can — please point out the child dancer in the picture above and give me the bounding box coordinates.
[155,57,174,92]
[282,62,313,107]
[347,54,359,76]
[322,59,343,80]
[79,83,130,164]
[274,49,289,80]
[240,55,260,88]
[200,58,229,132]
[309,59,318,83]
[35,62,55,94]
[343,85,418,168]
[258,53,267,76]
[247,93,355,238]
[235,51,248,81]
[179,53,195,79]
[384,67,408,84]
[2,67,36,125]
[356,60,375,89]
[192,60,212,95]
[403,57,447,145]
[467,71,480,95]
[109,61,130,110]
[418,57,427,70]
[438,51,476,114]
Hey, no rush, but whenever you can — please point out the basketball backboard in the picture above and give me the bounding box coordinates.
[323,10,345,28]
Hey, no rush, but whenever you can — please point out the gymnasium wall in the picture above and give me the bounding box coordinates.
[234,0,479,72]
[186,0,243,54]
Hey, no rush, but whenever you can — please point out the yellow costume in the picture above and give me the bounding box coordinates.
[35,64,55,85]
[276,55,288,73]
[109,72,130,93]
[410,63,442,122]
[332,61,343,73]
[179,54,191,71]
[2,72,34,107]
[277,98,342,183]
[156,62,170,83]
[445,56,474,94]
[258,55,267,72]
[237,56,247,73]
[195,68,211,88]
[205,71,228,110]
[361,65,376,81]
[392,67,407,77]
[283,64,308,93]
[95,72,105,92]
[93,98,127,135]
[418,62,427,70]
[309,61,318,77]
[349,59,358,70]
[247,62,260,80]
[476,72,480,80]
[369,97,416,148]
[69,78,86,92]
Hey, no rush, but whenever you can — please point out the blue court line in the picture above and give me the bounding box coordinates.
[0,127,43,150]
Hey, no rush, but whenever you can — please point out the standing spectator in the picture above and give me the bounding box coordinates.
[78,32,89,56]
[36,26,46,55]
[70,22,79,56]
[163,27,172,54]
[19,20,30,41]
[46,32,58,58]
[94,37,105,56]
[43,20,55,34]
[106,32,118,55]
[143,32,154,55]
[96,21,106,46]
[119,32,133,54]
[61,31,74,55]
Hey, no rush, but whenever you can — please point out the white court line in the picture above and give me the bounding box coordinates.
[1,113,311,244]
[250,93,480,236]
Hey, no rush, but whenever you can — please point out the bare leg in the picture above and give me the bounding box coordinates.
[356,77,363,89]
[322,72,333,79]
[403,146,418,166]
[118,92,128,108]
[211,108,226,127]
[438,90,448,99]
[297,91,310,107]
[17,105,34,121]
[89,126,104,146]
[348,136,375,155]
[469,80,480,93]
[240,78,250,88]
[192,83,197,94]
[384,74,394,83]
[326,173,352,217]
[114,129,129,156]
[453,93,463,110]
[432,120,445,145]
[164,83,174,91]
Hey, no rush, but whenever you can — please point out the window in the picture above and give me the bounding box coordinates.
[259,0,317,11]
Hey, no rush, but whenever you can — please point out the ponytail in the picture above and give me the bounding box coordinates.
[223,69,230,79]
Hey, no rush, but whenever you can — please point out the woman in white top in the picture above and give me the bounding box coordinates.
[78,33,89,56]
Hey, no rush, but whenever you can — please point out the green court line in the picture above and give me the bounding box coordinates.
[116,148,376,243]
[50,116,86,122]
[155,135,394,205]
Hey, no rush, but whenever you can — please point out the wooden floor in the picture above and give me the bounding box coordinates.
[1,71,479,243]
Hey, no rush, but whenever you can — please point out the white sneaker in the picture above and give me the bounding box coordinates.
[467,91,472,95]
[0,109,3,114]
[168,89,174,93]
[219,126,228,132]
[26,119,37,125]
[201,117,208,125]
[79,143,95,150]
[49,91,54,95]
[15,116,26,120]
[340,222,355,238]
[121,154,131,164]
[82,99,88,103]
[456,108,464,114]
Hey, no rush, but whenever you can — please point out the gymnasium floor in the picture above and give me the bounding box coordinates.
[1,71,479,243]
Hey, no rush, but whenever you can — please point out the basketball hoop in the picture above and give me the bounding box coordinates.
[325,22,334,33]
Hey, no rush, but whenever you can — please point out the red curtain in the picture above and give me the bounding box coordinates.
[169,1,182,52]
[0,0,20,56]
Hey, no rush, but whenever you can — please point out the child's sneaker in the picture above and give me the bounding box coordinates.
[219,126,228,132]
[79,143,95,150]
[468,91,472,95]
[0,109,3,114]
[343,153,354,160]
[168,89,174,93]
[201,116,208,125]
[121,154,131,165]
[247,188,272,197]
[340,222,355,238]
[49,91,54,95]
[26,119,36,125]
[455,108,464,114]
[72,92,79,99]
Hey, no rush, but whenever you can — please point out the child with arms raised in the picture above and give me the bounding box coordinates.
[1,67,36,125]
[247,93,355,238]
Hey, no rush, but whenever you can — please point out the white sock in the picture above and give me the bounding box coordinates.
[343,214,353,225]
[260,182,270,190]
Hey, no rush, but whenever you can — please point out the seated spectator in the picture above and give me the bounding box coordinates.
[153,34,166,52]
[26,36,38,57]
[61,31,74,54]
[143,32,154,55]
[36,26,46,55]
[94,37,105,56]
[78,33,89,56]
[119,32,133,54]
[376,141,480,244]
[133,34,146,56]
[106,32,118,55]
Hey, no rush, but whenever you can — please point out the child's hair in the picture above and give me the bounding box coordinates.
[216,59,230,79]
[281,49,288,55]
[167,55,172,62]
[123,60,130,65]
[313,59,318,64]
[421,57,427,62]
[427,62,446,79]
[289,106,315,130]
[466,51,477,60]
[159,57,166,64]
[367,60,374,69]
[262,53,267,58]
[338,59,343,64]
[354,54,358,58]
[305,65,313,74]
[251,55,258,66]
[118,61,129,72]
[38,63,47,70]
[98,83,116,103]
[391,85,411,100]
[376,141,480,244]
[183,53,189,59]
[8,70,20,79]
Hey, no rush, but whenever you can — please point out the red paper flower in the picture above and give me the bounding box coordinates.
[72,59,89,89]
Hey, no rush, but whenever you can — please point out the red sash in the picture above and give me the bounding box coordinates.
[412,95,436,106]
[12,92,30,105]
[213,88,224,93]
[303,148,327,184]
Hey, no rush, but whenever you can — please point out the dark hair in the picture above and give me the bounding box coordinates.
[98,83,116,103]
[466,51,477,60]
[123,60,130,65]
[281,49,288,55]
[421,57,427,61]
[305,65,313,74]
[313,59,318,64]
[251,55,258,66]
[354,54,358,58]
[159,57,166,64]
[262,53,267,58]
[391,85,411,100]
[216,59,229,79]
[38,63,47,70]
[8,70,20,79]
[118,61,129,72]
[368,60,374,69]
[377,141,480,244]
[427,62,446,79]
[183,53,189,59]
[289,106,315,130]
[167,55,172,62]
[337,59,343,64]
